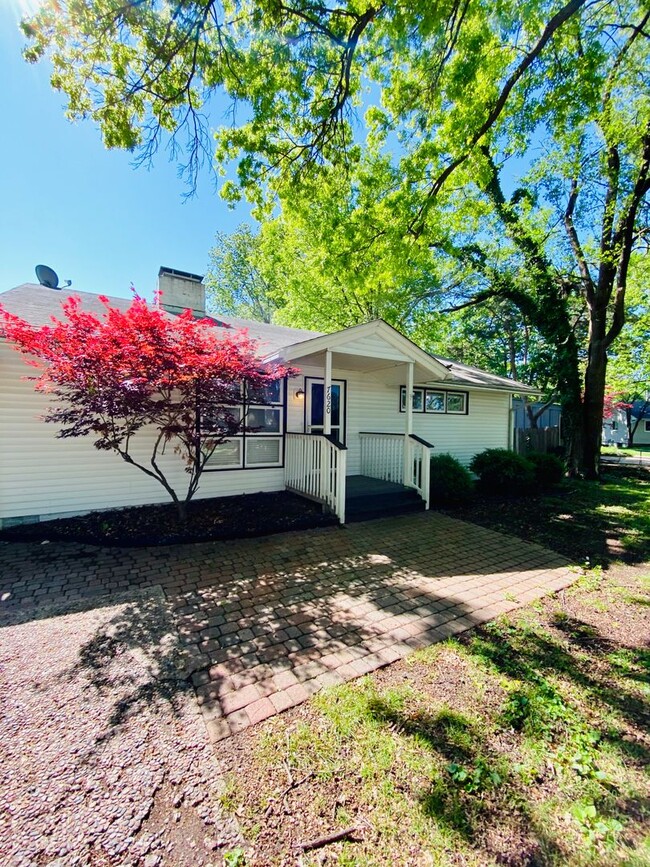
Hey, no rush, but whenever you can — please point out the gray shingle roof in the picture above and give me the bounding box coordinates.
[432,356,537,393]
[0,284,322,356]
[0,284,139,324]
[206,311,323,355]
[1,283,537,393]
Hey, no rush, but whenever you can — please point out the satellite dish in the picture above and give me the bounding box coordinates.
[35,264,72,290]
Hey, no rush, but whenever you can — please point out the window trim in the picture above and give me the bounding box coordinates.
[245,436,284,468]
[424,390,445,414]
[202,376,287,472]
[399,386,469,416]
[399,386,425,413]
[204,437,244,470]
[445,391,468,415]
[245,405,283,435]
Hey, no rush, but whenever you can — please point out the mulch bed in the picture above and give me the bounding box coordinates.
[0,491,337,547]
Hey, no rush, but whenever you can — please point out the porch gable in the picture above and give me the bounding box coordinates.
[265,319,452,381]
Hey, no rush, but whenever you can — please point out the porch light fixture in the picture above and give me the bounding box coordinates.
[295,388,305,400]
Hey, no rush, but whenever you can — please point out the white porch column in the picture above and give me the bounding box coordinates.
[324,349,332,436]
[403,361,414,485]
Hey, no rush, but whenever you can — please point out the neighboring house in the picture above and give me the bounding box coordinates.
[603,400,650,447]
[0,268,538,527]
[512,398,562,431]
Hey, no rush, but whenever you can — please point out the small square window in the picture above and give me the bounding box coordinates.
[246,438,281,465]
[400,387,424,412]
[645,420,650,433]
[425,391,445,413]
[446,392,467,414]
[213,381,243,402]
[611,421,618,431]
[205,439,242,468]
[247,379,282,404]
[202,405,241,433]
[246,407,282,433]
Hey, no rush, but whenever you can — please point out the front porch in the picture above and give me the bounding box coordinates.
[270,321,449,523]
[284,431,432,524]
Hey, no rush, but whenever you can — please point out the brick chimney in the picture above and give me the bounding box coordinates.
[157,266,205,317]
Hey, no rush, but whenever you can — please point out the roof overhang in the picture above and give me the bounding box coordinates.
[264,319,452,381]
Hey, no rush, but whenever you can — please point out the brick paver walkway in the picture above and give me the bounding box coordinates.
[0,512,575,741]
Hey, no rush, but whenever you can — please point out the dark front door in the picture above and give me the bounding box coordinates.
[306,378,345,443]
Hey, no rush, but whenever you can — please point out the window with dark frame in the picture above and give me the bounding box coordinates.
[400,386,425,412]
[400,386,469,415]
[202,378,285,470]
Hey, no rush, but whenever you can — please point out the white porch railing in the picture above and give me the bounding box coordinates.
[406,435,431,510]
[285,433,347,523]
[359,432,432,509]
[359,432,404,484]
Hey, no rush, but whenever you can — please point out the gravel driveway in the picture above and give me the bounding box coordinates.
[0,588,241,866]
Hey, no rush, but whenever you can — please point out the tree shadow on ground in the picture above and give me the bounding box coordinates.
[360,607,649,865]
[1,510,575,741]
[367,696,567,865]
[468,617,650,744]
[58,587,206,735]
[445,465,650,569]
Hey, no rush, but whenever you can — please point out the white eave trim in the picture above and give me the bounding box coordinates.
[264,319,452,381]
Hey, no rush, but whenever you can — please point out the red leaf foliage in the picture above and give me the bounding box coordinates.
[603,387,632,419]
[0,293,295,512]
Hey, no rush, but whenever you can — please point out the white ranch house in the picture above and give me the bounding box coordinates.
[0,268,538,528]
[603,401,650,448]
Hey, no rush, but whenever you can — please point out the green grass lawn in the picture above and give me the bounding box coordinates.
[220,569,649,866]
[602,445,650,457]
[218,466,650,866]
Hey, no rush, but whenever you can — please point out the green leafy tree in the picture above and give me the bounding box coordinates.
[207,160,456,332]
[207,224,280,323]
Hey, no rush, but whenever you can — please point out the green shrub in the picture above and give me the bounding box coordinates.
[526,451,565,487]
[429,453,474,506]
[469,448,535,495]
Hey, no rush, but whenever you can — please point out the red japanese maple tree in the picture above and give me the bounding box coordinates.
[0,293,292,520]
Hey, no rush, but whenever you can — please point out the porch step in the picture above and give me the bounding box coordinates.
[345,475,426,523]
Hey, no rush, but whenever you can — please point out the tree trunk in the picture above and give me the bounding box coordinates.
[553,330,584,476]
[525,399,539,430]
[562,392,584,475]
[176,499,188,523]
[626,407,634,447]
[582,308,609,479]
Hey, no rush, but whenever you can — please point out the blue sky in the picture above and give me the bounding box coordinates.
[0,5,250,301]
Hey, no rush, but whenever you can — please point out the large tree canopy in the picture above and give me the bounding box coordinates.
[23,0,597,194]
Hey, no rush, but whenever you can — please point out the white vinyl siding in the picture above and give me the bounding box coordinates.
[333,333,412,361]
[0,342,284,523]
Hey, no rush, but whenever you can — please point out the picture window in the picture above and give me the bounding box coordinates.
[400,386,468,415]
[203,378,285,470]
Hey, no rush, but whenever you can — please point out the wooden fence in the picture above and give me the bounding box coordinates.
[515,426,561,455]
